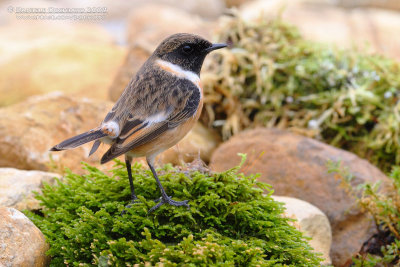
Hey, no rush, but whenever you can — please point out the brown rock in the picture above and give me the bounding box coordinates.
[159,123,221,165]
[158,0,225,18]
[0,207,49,267]
[109,4,215,101]
[109,0,225,19]
[210,128,390,266]
[43,0,225,19]
[0,23,125,107]
[0,23,114,61]
[0,168,60,211]
[127,4,214,47]
[240,0,400,60]
[0,92,115,174]
[109,46,150,102]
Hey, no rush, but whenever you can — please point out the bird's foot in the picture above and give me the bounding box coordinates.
[121,196,140,215]
[148,195,189,213]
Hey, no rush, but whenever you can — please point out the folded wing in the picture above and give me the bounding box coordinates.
[100,79,201,163]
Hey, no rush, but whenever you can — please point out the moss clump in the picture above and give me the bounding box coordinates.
[26,159,322,266]
[202,13,400,172]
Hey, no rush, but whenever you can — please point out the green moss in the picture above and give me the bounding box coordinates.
[203,13,400,172]
[26,159,322,266]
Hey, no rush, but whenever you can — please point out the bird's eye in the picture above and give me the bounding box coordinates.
[182,45,194,55]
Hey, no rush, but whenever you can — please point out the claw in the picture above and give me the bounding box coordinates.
[148,195,189,214]
[145,158,190,214]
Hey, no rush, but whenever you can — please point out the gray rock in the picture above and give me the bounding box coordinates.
[273,196,332,265]
[0,168,59,210]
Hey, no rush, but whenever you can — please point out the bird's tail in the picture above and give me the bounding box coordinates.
[50,128,107,153]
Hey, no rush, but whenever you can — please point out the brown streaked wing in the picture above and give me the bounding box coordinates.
[119,118,145,138]
[100,122,168,163]
[100,65,202,164]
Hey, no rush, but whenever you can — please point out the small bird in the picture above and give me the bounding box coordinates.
[50,33,226,213]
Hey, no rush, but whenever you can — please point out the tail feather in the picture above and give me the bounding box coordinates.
[50,129,107,151]
[89,140,101,156]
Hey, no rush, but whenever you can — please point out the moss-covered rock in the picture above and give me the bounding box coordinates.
[202,13,400,172]
[25,159,322,266]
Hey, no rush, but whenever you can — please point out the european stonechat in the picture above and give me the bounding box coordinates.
[50,33,226,212]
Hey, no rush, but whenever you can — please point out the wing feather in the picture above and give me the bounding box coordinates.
[100,71,201,164]
[101,122,168,163]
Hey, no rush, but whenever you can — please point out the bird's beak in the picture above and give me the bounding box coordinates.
[205,43,227,53]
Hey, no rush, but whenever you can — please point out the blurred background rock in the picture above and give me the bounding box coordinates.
[0,0,399,105]
[0,0,399,106]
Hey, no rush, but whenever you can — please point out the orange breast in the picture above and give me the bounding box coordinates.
[158,62,181,77]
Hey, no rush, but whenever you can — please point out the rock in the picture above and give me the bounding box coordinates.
[0,207,49,267]
[159,123,221,165]
[56,0,225,19]
[240,0,400,60]
[224,0,253,8]
[0,23,114,65]
[109,46,150,102]
[0,168,60,211]
[127,4,214,47]
[0,22,125,107]
[159,0,226,19]
[210,128,390,266]
[109,4,215,101]
[0,92,115,174]
[336,0,400,11]
[273,196,332,265]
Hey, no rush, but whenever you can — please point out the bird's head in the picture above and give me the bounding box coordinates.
[152,33,226,75]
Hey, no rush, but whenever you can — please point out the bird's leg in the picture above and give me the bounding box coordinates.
[121,155,139,215]
[126,155,138,203]
[147,158,189,213]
